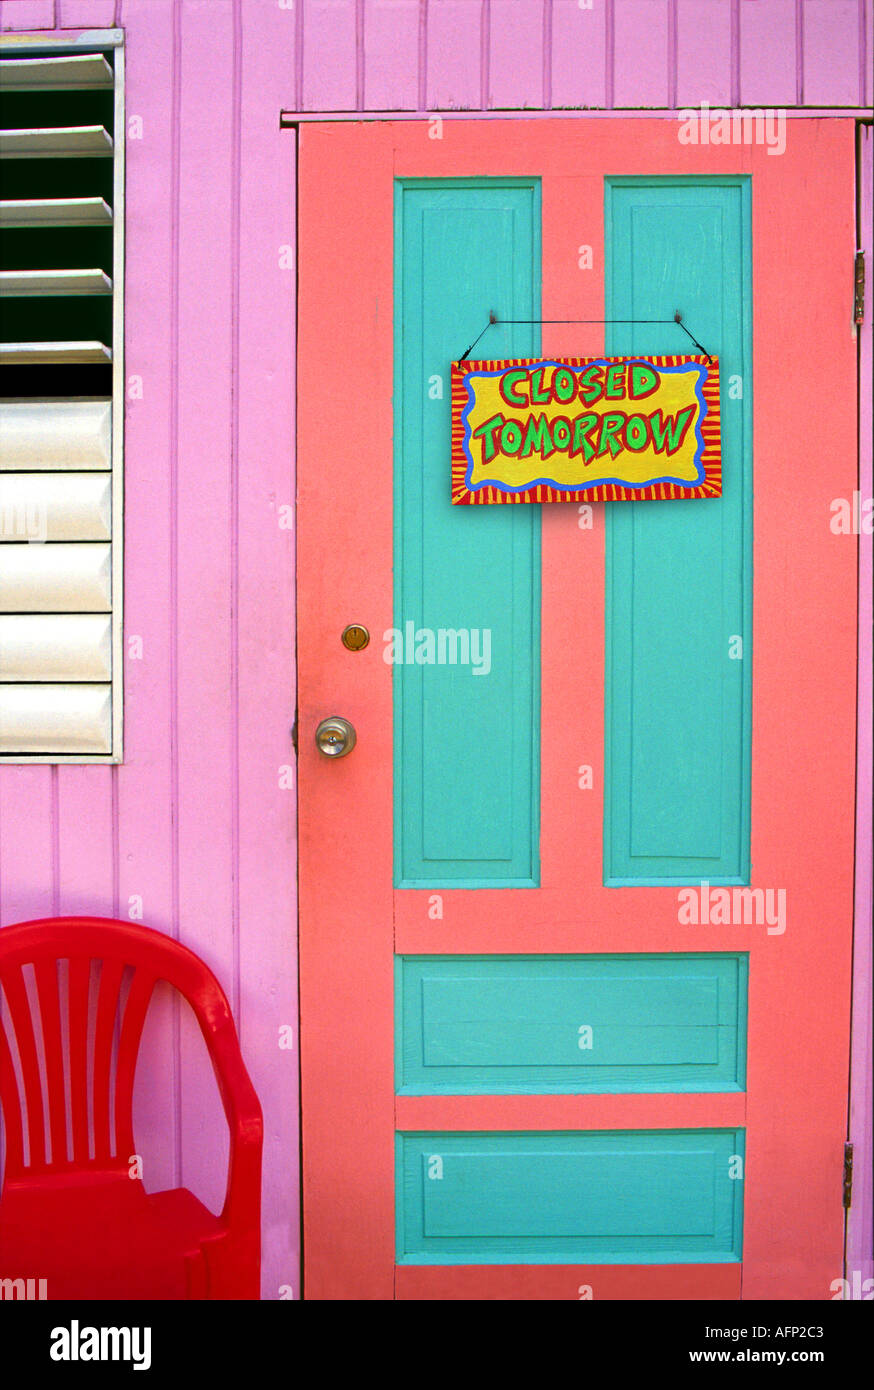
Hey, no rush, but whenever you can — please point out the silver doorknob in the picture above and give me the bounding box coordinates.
[315,716,357,758]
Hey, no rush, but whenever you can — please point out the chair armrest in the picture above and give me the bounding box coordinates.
[194,1004,264,1233]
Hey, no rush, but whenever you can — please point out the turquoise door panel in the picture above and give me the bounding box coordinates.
[605,180,752,885]
[396,1130,745,1264]
[393,180,541,887]
[396,953,747,1094]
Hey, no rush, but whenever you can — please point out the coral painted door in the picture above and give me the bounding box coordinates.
[297,119,857,1301]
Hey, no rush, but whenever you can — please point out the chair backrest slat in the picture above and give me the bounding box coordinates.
[67,956,92,1165]
[1,965,47,1171]
[91,958,124,1164]
[34,959,68,1168]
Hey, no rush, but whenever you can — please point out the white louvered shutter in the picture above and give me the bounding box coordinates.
[0,37,123,760]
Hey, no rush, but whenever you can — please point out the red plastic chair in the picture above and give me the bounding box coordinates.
[0,916,262,1300]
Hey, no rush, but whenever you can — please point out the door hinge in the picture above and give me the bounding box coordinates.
[843,1142,854,1209]
[854,250,865,326]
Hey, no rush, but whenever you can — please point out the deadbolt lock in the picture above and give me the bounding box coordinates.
[341,624,370,651]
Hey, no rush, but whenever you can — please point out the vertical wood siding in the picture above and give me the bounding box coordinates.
[0,1,870,106]
[0,0,868,1302]
[296,0,872,111]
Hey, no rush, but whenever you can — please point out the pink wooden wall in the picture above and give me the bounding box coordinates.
[0,0,869,1301]
[1,0,872,110]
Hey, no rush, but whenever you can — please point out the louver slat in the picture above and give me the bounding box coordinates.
[0,542,111,612]
[0,198,113,228]
[0,342,111,364]
[0,684,111,754]
[0,400,111,470]
[0,127,113,159]
[0,473,111,541]
[0,269,112,296]
[0,54,114,91]
[0,614,111,682]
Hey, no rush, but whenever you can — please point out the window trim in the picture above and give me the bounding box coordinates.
[0,29,124,764]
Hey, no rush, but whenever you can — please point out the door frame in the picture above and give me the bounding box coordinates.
[295,115,862,1301]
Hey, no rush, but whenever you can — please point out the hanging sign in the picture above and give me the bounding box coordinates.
[451,355,721,504]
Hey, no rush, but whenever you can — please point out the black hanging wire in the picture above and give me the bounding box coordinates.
[458,310,712,363]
